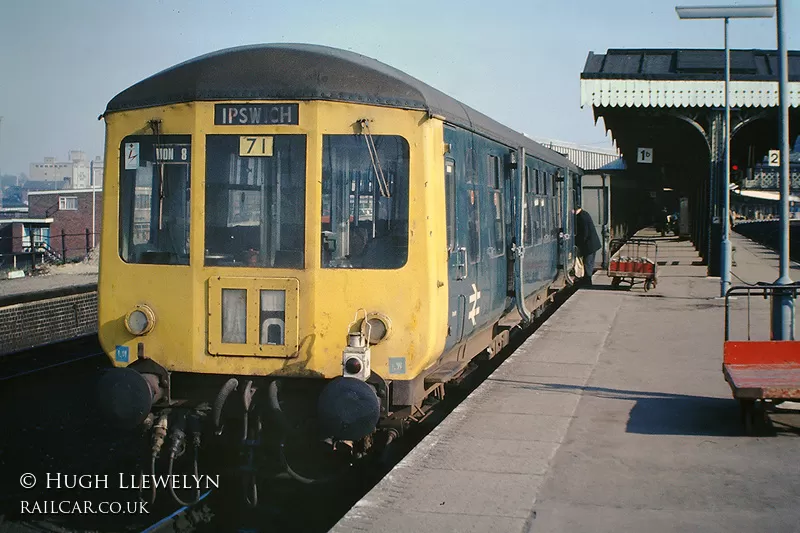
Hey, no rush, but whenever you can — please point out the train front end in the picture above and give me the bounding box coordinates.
[97,92,448,485]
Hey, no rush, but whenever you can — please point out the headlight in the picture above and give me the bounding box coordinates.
[362,313,391,345]
[124,305,156,336]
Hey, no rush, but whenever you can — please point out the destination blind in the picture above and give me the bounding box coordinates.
[154,144,191,163]
[215,104,299,125]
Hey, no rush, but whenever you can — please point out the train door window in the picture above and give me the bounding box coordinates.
[540,199,548,242]
[119,135,191,265]
[523,166,531,245]
[487,156,504,256]
[555,175,563,232]
[321,135,409,269]
[525,196,535,247]
[467,188,480,263]
[445,159,456,253]
[487,155,500,190]
[542,171,548,196]
[204,135,306,268]
[534,169,541,195]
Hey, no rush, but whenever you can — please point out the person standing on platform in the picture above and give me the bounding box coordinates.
[574,206,602,286]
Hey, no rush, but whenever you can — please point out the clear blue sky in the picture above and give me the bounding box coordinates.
[0,0,797,176]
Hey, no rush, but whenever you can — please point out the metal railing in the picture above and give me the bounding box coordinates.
[724,283,799,341]
[0,229,98,268]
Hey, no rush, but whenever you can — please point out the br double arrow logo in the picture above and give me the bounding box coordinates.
[468,283,481,325]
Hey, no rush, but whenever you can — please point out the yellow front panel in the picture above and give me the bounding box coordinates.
[98,100,449,380]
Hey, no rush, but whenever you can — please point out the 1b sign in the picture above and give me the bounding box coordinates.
[768,150,780,167]
[637,148,653,164]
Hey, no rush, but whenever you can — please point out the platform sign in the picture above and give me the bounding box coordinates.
[637,147,653,164]
[124,143,139,170]
[768,150,780,167]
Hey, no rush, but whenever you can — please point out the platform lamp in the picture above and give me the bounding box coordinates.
[675,4,775,300]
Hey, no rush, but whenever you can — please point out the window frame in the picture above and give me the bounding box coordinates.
[118,134,192,266]
[486,154,505,258]
[320,133,410,270]
[203,133,307,269]
[445,158,456,254]
[59,196,78,211]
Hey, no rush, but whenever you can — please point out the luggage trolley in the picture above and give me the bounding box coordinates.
[607,238,658,291]
[723,283,800,435]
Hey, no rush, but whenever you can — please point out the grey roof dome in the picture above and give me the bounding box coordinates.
[105,43,578,170]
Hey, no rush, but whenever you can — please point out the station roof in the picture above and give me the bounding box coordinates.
[534,139,626,171]
[105,44,579,172]
[582,49,800,108]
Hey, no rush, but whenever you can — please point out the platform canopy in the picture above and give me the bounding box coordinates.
[581,49,800,165]
[582,49,800,109]
[580,48,800,273]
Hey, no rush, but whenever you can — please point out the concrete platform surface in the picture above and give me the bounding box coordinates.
[333,231,800,533]
[0,270,97,300]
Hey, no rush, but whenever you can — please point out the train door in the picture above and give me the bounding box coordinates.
[557,171,567,272]
[559,170,576,273]
[444,126,480,350]
[581,174,611,268]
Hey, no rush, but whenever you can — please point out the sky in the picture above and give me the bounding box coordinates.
[0,0,798,176]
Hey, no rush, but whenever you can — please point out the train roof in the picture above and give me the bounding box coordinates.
[105,43,579,172]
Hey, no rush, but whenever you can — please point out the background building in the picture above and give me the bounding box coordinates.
[29,152,103,190]
[25,188,103,260]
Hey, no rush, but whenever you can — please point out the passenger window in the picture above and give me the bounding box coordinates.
[487,156,504,256]
[524,166,531,194]
[321,134,409,269]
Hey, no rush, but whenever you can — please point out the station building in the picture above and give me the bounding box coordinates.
[581,48,800,276]
[0,188,102,268]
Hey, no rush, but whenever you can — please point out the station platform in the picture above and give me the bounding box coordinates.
[0,270,97,303]
[333,230,800,533]
[0,268,97,355]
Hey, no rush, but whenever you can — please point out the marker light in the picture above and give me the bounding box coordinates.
[125,305,156,336]
[344,357,363,375]
[362,313,392,345]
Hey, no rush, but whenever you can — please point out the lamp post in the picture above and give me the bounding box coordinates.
[676,4,775,299]
[773,0,794,340]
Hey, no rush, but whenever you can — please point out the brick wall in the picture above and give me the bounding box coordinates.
[28,191,103,260]
[0,291,98,355]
